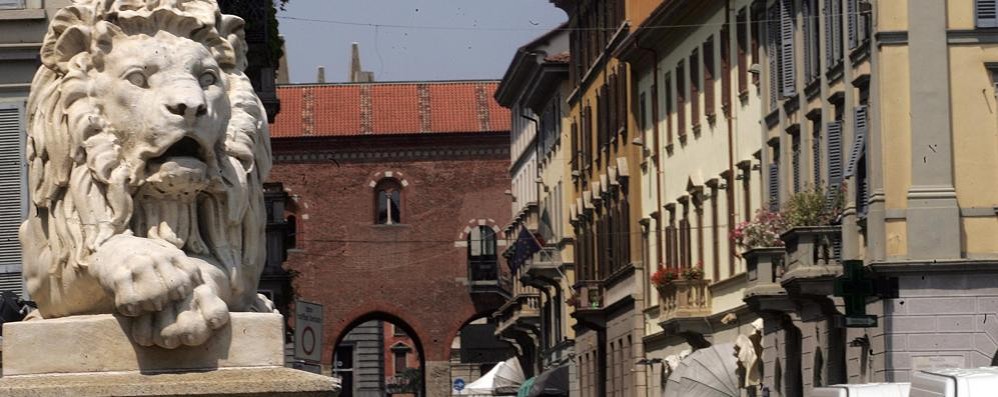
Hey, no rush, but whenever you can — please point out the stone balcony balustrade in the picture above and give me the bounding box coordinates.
[494,293,541,335]
[658,279,712,321]
[522,247,563,283]
[779,225,843,296]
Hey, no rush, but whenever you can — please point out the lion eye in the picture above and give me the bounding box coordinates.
[125,71,147,88]
[198,71,217,88]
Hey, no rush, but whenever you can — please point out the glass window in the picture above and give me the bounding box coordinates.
[374,179,402,224]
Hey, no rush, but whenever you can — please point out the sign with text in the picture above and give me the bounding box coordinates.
[294,300,324,363]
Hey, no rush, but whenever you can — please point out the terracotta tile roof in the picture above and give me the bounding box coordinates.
[270,81,511,138]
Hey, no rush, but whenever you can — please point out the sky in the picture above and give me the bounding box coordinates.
[276,1,568,84]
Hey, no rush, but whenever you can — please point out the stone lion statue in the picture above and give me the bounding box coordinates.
[21,0,274,349]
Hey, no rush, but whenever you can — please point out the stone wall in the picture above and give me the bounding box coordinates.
[878,272,998,382]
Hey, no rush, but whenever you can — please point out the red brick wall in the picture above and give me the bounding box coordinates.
[269,134,511,364]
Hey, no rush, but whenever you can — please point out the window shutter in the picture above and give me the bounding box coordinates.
[0,105,24,296]
[768,162,780,211]
[824,0,833,64]
[767,4,780,109]
[803,0,813,81]
[779,0,796,97]
[849,0,858,47]
[813,127,822,186]
[844,105,868,178]
[832,0,843,62]
[792,137,801,193]
[978,0,998,28]
[826,120,844,207]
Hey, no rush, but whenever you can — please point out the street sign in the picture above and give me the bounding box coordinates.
[294,300,323,363]
[453,378,466,392]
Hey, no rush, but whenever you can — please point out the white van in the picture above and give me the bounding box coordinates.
[910,367,998,397]
[812,383,911,397]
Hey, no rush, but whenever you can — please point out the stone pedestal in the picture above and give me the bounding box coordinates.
[0,313,339,396]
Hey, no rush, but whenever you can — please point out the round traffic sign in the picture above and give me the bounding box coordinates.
[301,325,316,355]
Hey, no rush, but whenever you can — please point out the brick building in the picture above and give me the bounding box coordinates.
[268,80,513,397]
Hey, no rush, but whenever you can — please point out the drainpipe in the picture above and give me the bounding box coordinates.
[633,31,661,397]
[633,31,663,273]
[725,0,737,269]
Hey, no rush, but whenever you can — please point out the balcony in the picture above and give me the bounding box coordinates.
[468,257,511,297]
[494,293,541,335]
[657,278,713,349]
[742,247,794,314]
[658,279,711,321]
[779,226,842,296]
[570,280,605,329]
[522,247,563,283]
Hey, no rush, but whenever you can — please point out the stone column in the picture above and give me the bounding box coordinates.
[905,0,960,260]
[424,360,452,397]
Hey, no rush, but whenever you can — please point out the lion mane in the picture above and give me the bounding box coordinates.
[21,0,272,317]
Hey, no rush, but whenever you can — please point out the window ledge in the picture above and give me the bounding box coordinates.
[0,8,45,20]
[372,223,411,228]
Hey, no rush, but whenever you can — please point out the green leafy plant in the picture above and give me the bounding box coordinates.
[782,185,844,228]
[682,262,704,281]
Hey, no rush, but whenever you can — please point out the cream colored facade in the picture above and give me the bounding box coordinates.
[619,0,767,395]
[494,25,579,393]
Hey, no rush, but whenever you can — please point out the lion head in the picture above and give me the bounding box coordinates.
[21,0,272,319]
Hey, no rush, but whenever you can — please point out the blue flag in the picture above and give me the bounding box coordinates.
[508,228,542,274]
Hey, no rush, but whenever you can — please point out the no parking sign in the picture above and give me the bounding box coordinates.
[294,300,323,363]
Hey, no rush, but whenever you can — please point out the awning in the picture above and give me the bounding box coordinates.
[459,357,525,396]
[664,343,740,397]
[516,377,536,397]
[527,365,569,397]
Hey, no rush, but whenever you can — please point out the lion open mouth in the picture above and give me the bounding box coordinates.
[144,136,210,197]
[154,136,206,163]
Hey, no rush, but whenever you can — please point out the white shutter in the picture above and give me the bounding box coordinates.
[978,0,998,28]
[0,104,24,298]
[844,105,868,178]
[780,0,796,97]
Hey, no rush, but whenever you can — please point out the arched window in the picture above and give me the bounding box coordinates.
[468,226,497,282]
[375,179,402,224]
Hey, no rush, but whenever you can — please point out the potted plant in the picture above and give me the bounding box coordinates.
[779,184,845,276]
[651,266,679,288]
[682,262,704,281]
[731,209,787,250]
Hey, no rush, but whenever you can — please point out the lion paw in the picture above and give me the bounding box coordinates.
[92,235,203,317]
[131,284,229,348]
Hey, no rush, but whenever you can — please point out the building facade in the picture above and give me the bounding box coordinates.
[545,1,659,396]
[0,0,71,297]
[617,0,769,394]
[734,0,998,394]
[494,24,579,395]
[268,80,514,397]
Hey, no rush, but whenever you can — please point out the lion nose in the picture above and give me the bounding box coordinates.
[165,97,207,120]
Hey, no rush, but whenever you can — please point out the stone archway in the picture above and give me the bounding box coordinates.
[333,312,428,397]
